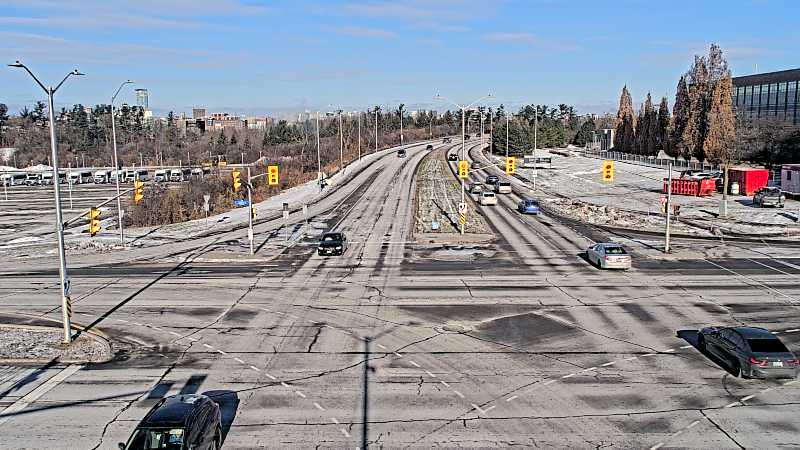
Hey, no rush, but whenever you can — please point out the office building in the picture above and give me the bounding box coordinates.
[193,108,207,119]
[135,89,149,110]
[733,68,800,126]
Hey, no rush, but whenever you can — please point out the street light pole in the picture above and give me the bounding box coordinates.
[374,108,379,153]
[316,112,322,182]
[435,93,492,235]
[399,105,404,147]
[357,112,362,163]
[505,113,509,161]
[110,80,133,246]
[9,61,83,344]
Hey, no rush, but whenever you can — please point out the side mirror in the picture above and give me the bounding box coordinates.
[118,444,126,450]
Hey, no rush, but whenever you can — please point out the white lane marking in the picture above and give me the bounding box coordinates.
[650,443,664,450]
[216,350,227,355]
[186,337,198,342]
[169,331,182,337]
[601,361,616,367]
[663,349,675,353]
[784,329,800,333]
[281,382,290,388]
[0,364,83,426]
[583,367,597,372]
[687,420,700,429]
[506,395,518,402]
[295,391,306,399]
[724,402,738,408]
[440,380,450,388]
[314,402,325,411]
[748,258,796,277]
[740,395,754,402]
[642,353,657,357]
[471,403,489,415]
[425,370,437,378]
[330,417,340,424]
[543,379,558,385]
[680,345,693,349]
[264,373,277,381]
[393,351,403,357]
[562,373,575,379]
[784,379,798,386]
[202,343,214,349]
[706,259,799,302]
[484,405,496,413]
[340,428,351,438]
[623,356,638,361]
[453,390,465,398]
[116,319,129,323]
[408,360,421,368]
[234,358,245,364]
[249,365,260,372]
[376,344,387,350]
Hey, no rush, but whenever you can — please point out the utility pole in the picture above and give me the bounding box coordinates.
[9,61,84,344]
[247,166,254,255]
[399,105,404,147]
[665,162,673,253]
[357,112,362,162]
[374,108,379,153]
[505,113,509,160]
[110,80,133,245]
[316,111,322,183]
[338,111,343,171]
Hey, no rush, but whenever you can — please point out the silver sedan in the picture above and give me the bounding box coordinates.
[586,243,631,270]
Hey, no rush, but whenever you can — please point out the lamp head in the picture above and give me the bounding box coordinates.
[73,69,85,76]
[8,60,23,68]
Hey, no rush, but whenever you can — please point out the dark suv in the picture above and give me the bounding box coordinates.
[120,394,222,450]
[318,232,348,256]
[397,149,406,158]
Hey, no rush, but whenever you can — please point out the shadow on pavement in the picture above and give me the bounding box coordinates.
[203,390,239,445]
[0,357,59,401]
[676,329,739,377]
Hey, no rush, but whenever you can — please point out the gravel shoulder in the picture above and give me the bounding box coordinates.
[0,325,111,363]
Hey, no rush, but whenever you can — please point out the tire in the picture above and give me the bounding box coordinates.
[698,335,705,351]
[733,361,743,378]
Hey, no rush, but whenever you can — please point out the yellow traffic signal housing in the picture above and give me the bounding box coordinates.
[89,207,101,236]
[602,160,614,182]
[506,156,516,175]
[231,169,242,192]
[133,180,144,203]
[267,165,279,186]
[458,160,469,179]
[251,207,257,219]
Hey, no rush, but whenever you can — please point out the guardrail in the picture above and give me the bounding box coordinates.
[577,149,722,172]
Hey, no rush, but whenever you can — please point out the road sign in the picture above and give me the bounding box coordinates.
[203,194,211,212]
[302,204,308,216]
[64,278,71,297]
[602,160,614,182]
[458,202,467,214]
[283,210,289,220]
[459,213,466,225]
[234,199,249,207]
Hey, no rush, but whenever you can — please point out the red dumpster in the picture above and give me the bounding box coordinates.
[728,168,769,196]
[663,178,700,196]
[697,178,716,196]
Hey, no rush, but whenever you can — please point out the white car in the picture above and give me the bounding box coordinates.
[479,192,498,206]
[495,181,512,194]
[586,243,631,270]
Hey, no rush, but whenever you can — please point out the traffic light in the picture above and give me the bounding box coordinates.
[458,160,469,179]
[89,207,101,237]
[267,165,279,186]
[133,180,144,203]
[506,156,516,175]
[231,169,242,192]
[251,207,257,219]
[602,160,614,182]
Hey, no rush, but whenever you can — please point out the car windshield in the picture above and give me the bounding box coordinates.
[525,201,538,207]
[763,188,780,194]
[483,193,494,197]
[604,246,627,254]
[125,427,185,450]
[322,234,342,241]
[747,338,789,353]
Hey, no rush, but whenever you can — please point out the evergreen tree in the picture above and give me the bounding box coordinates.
[670,76,690,157]
[703,73,736,164]
[634,102,647,154]
[0,103,8,145]
[656,97,670,151]
[614,86,636,152]
[572,118,596,146]
[683,55,710,160]
[230,133,238,146]
[645,94,658,155]
[32,101,47,124]
[492,120,534,156]
[216,129,227,150]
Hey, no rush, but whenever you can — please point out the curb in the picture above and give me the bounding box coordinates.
[0,317,113,365]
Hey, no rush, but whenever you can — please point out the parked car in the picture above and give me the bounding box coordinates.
[586,243,631,270]
[753,187,785,208]
[426,144,434,150]
[485,175,499,185]
[495,181,512,194]
[517,199,540,215]
[318,232,348,256]
[397,149,407,158]
[447,153,458,161]
[698,326,799,379]
[680,170,706,179]
[479,192,497,206]
[119,394,222,450]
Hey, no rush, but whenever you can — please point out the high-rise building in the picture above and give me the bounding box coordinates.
[193,108,207,119]
[135,89,149,110]
[733,68,799,126]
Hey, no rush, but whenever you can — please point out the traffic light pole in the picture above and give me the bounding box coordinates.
[665,162,673,253]
[247,166,254,256]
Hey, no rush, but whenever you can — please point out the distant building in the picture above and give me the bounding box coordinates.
[193,108,207,119]
[135,88,149,110]
[733,68,799,126]
[597,128,615,151]
[782,164,800,195]
[209,113,243,130]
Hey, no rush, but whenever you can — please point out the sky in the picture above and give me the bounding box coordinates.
[1,0,798,118]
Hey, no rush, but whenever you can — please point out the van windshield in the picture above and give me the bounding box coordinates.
[125,427,185,450]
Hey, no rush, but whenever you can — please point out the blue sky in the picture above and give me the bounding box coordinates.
[1,0,798,118]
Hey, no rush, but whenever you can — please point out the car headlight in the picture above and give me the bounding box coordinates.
[335,245,342,249]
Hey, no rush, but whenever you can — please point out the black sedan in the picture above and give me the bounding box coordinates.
[318,232,348,256]
[120,394,222,450]
[698,326,799,379]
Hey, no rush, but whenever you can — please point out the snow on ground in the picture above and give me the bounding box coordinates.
[485,150,800,238]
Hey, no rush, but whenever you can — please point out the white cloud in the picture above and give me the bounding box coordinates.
[483,32,580,51]
[325,26,397,39]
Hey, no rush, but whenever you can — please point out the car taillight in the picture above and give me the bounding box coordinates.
[749,356,767,367]
[788,359,800,366]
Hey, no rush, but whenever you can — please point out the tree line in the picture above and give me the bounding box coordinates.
[490,103,583,155]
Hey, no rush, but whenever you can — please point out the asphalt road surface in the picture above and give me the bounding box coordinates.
[1,140,799,449]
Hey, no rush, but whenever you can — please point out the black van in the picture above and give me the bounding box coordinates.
[119,394,222,450]
[397,149,407,158]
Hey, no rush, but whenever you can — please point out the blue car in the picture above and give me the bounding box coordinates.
[518,199,540,215]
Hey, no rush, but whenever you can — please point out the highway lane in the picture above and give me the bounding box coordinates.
[0,138,799,448]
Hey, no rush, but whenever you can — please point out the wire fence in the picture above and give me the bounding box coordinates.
[577,149,722,173]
